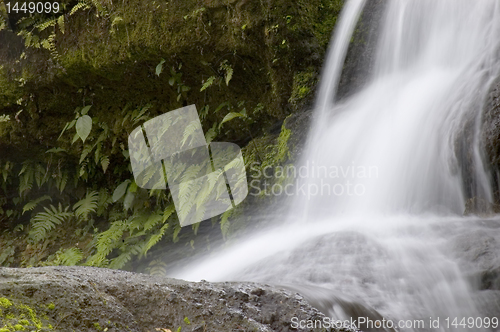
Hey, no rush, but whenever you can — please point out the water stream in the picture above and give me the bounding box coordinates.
[172,1,500,331]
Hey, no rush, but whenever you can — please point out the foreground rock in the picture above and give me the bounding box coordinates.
[0,266,358,332]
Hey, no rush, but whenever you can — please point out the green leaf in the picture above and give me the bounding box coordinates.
[204,123,218,144]
[46,148,66,154]
[112,180,131,202]
[215,102,230,113]
[220,60,233,85]
[219,112,245,128]
[168,77,175,86]
[101,156,110,173]
[57,15,65,34]
[81,105,92,115]
[162,204,176,223]
[123,191,135,210]
[156,59,166,76]
[72,132,80,144]
[58,119,76,140]
[200,76,215,92]
[76,115,92,143]
[128,181,138,193]
[173,224,182,243]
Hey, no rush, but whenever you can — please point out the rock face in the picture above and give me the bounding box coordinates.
[337,0,387,101]
[450,220,500,292]
[483,77,500,203]
[0,266,358,332]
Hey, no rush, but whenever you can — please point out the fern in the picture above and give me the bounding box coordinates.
[172,224,182,243]
[73,191,98,221]
[146,260,168,276]
[79,145,94,164]
[18,162,34,196]
[96,188,111,216]
[108,251,133,269]
[200,76,216,92]
[34,163,47,187]
[86,220,127,267]
[141,223,169,258]
[35,18,56,32]
[54,248,84,266]
[56,171,68,193]
[220,210,232,240]
[22,195,52,215]
[181,121,201,147]
[57,15,65,34]
[100,156,110,173]
[29,204,73,243]
[220,60,234,85]
[109,242,143,269]
[70,2,91,15]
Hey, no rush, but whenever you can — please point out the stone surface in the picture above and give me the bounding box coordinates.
[0,266,359,332]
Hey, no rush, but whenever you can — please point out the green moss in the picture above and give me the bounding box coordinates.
[46,303,54,311]
[262,123,292,167]
[0,298,52,332]
[93,322,102,331]
[289,69,317,109]
[0,299,12,309]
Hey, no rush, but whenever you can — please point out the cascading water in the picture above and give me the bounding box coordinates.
[172,1,500,331]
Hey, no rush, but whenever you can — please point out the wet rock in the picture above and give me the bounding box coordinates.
[337,0,387,101]
[0,266,359,332]
[449,222,500,291]
[482,77,500,205]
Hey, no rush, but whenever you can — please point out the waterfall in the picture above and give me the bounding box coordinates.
[172,1,500,331]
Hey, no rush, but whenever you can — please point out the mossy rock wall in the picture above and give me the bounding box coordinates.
[0,0,344,269]
[0,0,342,152]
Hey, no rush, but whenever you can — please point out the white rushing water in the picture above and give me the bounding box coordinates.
[173,1,500,331]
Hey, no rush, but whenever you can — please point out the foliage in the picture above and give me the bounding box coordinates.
[0,0,342,271]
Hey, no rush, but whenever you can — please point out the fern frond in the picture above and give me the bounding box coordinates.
[108,251,132,269]
[73,191,98,221]
[57,15,65,34]
[220,210,232,240]
[140,223,169,258]
[56,248,83,266]
[79,145,93,164]
[57,171,68,193]
[70,2,91,15]
[22,195,52,215]
[181,121,201,147]
[100,156,110,173]
[19,162,34,196]
[35,18,56,32]
[86,220,127,266]
[146,260,167,276]
[142,210,164,231]
[29,204,73,243]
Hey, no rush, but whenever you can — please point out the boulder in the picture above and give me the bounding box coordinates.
[0,266,359,332]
